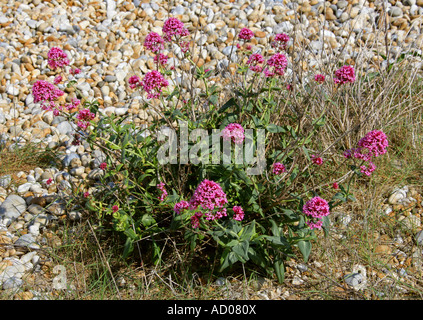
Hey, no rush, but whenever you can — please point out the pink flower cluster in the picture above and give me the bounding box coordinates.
[70,68,81,75]
[174,179,229,227]
[232,206,245,221]
[154,53,168,66]
[162,17,190,42]
[271,33,289,50]
[247,53,264,73]
[302,196,330,230]
[144,32,165,53]
[76,108,95,130]
[173,200,190,215]
[334,65,355,84]
[264,53,288,77]
[128,75,141,89]
[344,130,388,176]
[157,182,168,202]
[272,162,286,175]
[314,74,325,83]
[221,123,245,144]
[140,70,169,99]
[32,80,64,111]
[47,47,69,70]
[311,154,323,165]
[238,28,254,41]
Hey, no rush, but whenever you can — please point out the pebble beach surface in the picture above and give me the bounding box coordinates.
[0,0,423,299]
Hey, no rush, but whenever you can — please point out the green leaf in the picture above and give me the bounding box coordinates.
[274,259,285,284]
[266,124,286,133]
[141,214,156,227]
[122,237,134,259]
[218,97,237,113]
[298,240,312,262]
[232,240,249,262]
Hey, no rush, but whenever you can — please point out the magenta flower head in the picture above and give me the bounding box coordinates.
[162,17,189,42]
[47,47,69,70]
[32,80,64,104]
[154,53,168,66]
[238,28,254,41]
[141,70,169,99]
[357,130,388,158]
[233,206,245,221]
[144,32,165,53]
[54,75,63,85]
[128,75,141,89]
[265,53,288,77]
[70,68,81,75]
[221,123,245,144]
[334,65,355,84]
[303,196,330,230]
[272,33,289,50]
[112,205,119,213]
[303,196,330,219]
[174,200,190,215]
[272,162,286,175]
[157,182,168,201]
[247,53,264,73]
[311,155,323,165]
[314,74,325,83]
[99,162,107,170]
[189,179,228,222]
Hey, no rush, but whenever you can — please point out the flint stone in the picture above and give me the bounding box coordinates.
[0,195,27,221]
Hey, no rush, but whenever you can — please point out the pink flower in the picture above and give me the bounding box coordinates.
[47,47,69,70]
[83,191,90,198]
[360,161,376,176]
[357,130,388,159]
[238,28,254,41]
[272,162,286,175]
[311,155,323,165]
[233,206,244,221]
[112,205,119,213]
[334,65,355,84]
[46,178,53,185]
[314,74,325,83]
[128,75,141,89]
[306,220,323,230]
[221,123,245,144]
[272,33,289,50]
[54,75,63,85]
[247,53,264,73]
[179,41,190,54]
[99,162,107,170]
[76,108,95,121]
[188,179,228,222]
[76,108,95,130]
[333,182,339,189]
[190,212,203,229]
[303,196,330,220]
[174,200,190,215]
[32,80,64,104]
[265,53,288,77]
[144,32,165,53]
[141,70,169,99]
[154,53,168,66]
[157,182,168,202]
[162,17,189,42]
[303,196,330,230]
[70,68,81,75]
[343,130,388,176]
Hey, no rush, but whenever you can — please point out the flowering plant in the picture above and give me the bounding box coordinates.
[30,20,389,283]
